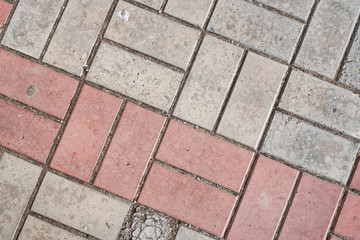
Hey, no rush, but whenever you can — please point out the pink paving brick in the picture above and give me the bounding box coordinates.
[95,103,165,200]
[0,99,60,162]
[227,155,298,240]
[334,192,360,240]
[157,120,253,191]
[139,163,236,236]
[0,49,78,119]
[50,85,121,181]
[278,174,342,240]
[0,0,11,26]
[350,157,360,191]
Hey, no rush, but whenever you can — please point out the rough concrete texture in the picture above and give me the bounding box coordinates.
[339,26,360,90]
[256,0,313,20]
[32,172,130,239]
[295,0,360,78]
[87,41,182,111]
[0,152,42,240]
[165,0,212,27]
[19,215,86,240]
[105,1,200,69]
[44,0,112,75]
[175,226,214,240]
[2,0,63,58]
[262,112,359,183]
[119,204,178,240]
[174,35,243,129]
[208,0,303,61]
[136,0,162,9]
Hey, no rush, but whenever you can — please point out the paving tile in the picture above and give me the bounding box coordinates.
[0,100,60,163]
[174,36,243,129]
[136,0,162,9]
[51,85,121,181]
[87,41,182,111]
[280,70,360,139]
[255,0,313,20]
[175,226,214,240]
[278,174,341,240]
[334,192,360,240]
[43,0,112,76]
[19,215,85,240]
[0,49,78,119]
[105,1,200,69]
[0,0,11,27]
[32,172,130,240]
[157,120,253,191]
[139,164,236,236]
[262,112,359,183]
[339,26,360,90]
[351,159,360,191]
[228,156,297,240]
[0,152,42,239]
[217,52,286,148]
[208,0,303,61]
[295,0,360,78]
[1,0,63,58]
[165,0,212,26]
[95,103,164,200]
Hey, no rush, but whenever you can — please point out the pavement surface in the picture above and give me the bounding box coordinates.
[0,0,360,239]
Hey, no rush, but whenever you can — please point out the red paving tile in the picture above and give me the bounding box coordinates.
[0,49,78,119]
[157,120,253,191]
[334,192,360,240]
[278,174,341,240]
[95,103,164,200]
[0,0,11,26]
[51,85,121,181]
[227,155,298,240]
[0,99,60,162]
[350,158,360,191]
[138,163,236,236]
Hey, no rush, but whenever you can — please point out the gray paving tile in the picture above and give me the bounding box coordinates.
[208,0,303,61]
[165,0,212,26]
[295,0,360,78]
[255,0,313,20]
[2,0,63,58]
[217,52,286,148]
[262,112,359,183]
[32,172,130,240]
[0,152,42,239]
[175,226,214,240]
[105,1,200,69]
[136,0,163,9]
[43,0,112,76]
[280,70,360,139]
[339,26,360,90]
[19,215,85,240]
[174,35,243,129]
[87,41,182,111]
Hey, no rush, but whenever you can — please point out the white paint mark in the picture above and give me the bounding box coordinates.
[117,9,130,22]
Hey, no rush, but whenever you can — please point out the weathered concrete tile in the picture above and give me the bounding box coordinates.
[136,0,162,9]
[165,0,212,26]
[32,172,130,239]
[174,36,243,129]
[295,0,360,78]
[119,204,178,240]
[105,1,200,69]
[339,26,360,90]
[255,0,313,20]
[217,52,286,148]
[87,41,182,111]
[175,226,214,240]
[262,112,359,183]
[208,0,303,61]
[19,215,85,240]
[43,0,112,75]
[280,70,360,139]
[2,0,63,58]
[0,152,42,239]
